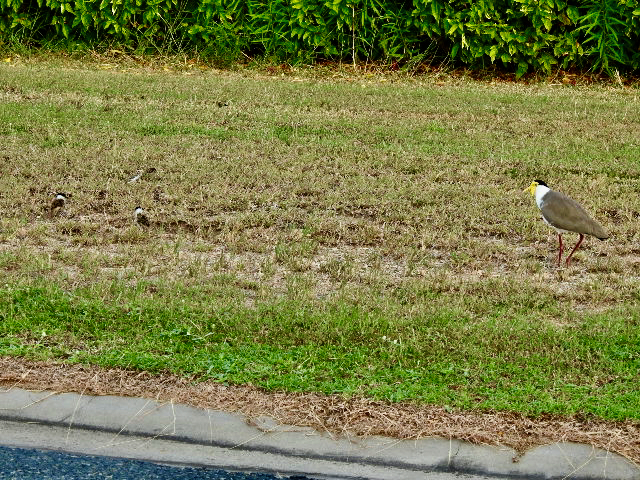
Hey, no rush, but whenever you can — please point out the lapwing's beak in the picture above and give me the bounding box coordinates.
[524,181,537,196]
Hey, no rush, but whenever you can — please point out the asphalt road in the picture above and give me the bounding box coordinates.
[0,445,311,480]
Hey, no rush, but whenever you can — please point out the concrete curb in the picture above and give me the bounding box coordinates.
[0,388,637,480]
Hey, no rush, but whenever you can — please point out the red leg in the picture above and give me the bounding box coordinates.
[565,234,584,266]
[557,233,563,266]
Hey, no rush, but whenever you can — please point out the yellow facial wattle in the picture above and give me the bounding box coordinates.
[524,181,538,196]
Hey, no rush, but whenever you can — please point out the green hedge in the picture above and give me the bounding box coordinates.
[1,0,639,75]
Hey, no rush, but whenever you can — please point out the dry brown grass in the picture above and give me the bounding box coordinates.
[1,59,638,326]
[2,82,638,305]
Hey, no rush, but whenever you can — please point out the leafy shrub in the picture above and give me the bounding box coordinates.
[0,0,638,75]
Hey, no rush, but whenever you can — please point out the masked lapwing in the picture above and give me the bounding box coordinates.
[133,206,150,227]
[525,180,608,266]
[50,193,68,217]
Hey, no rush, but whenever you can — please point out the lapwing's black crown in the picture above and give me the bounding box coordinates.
[534,180,548,187]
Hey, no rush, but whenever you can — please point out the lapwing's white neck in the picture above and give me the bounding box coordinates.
[534,184,551,209]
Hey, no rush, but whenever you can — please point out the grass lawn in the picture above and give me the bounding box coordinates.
[0,56,639,425]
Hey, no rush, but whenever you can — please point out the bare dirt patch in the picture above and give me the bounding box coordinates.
[1,356,638,466]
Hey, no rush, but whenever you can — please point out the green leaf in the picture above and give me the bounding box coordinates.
[500,30,512,42]
[431,0,440,22]
[567,6,580,23]
[489,45,498,62]
[516,61,528,79]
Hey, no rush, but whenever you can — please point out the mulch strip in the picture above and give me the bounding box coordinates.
[0,356,638,465]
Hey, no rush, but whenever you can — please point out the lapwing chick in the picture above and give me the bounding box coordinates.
[128,170,144,183]
[128,167,157,183]
[50,193,68,217]
[133,206,150,227]
[525,180,608,266]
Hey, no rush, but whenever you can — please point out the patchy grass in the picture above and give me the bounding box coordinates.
[1,57,639,423]
[1,280,639,421]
